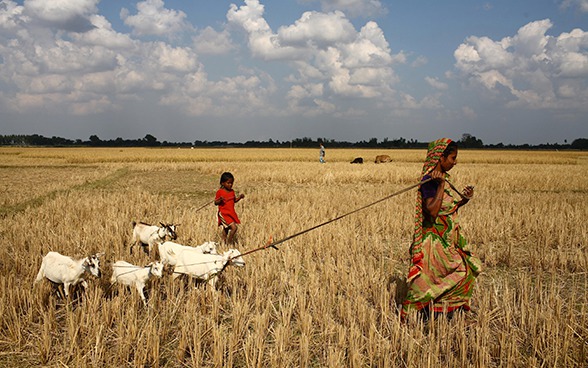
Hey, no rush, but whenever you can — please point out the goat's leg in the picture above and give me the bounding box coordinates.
[63,283,71,298]
[136,284,147,306]
[207,275,217,290]
[130,240,142,255]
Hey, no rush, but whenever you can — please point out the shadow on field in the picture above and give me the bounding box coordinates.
[388,274,409,309]
[38,280,88,309]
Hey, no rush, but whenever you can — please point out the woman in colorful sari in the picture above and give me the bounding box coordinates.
[401,138,481,321]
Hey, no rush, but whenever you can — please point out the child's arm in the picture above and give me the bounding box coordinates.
[214,191,224,205]
[235,193,245,202]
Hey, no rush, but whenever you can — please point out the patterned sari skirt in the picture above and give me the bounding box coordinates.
[401,216,481,319]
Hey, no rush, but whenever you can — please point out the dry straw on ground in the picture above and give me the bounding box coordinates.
[0,147,586,367]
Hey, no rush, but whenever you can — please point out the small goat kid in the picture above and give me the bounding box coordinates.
[131,221,178,254]
[172,249,245,289]
[34,251,102,298]
[110,261,164,306]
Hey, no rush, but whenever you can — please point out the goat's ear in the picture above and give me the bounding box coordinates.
[96,252,105,258]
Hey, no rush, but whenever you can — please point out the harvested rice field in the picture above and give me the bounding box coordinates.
[0,147,586,367]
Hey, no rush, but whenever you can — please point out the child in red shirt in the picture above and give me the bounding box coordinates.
[214,172,245,245]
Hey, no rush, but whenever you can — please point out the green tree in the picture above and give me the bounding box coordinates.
[459,133,483,148]
[143,134,159,146]
[89,135,101,146]
[571,138,588,149]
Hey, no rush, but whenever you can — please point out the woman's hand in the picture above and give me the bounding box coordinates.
[457,186,474,208]
[429,168,445,182]
[462,185,474,200]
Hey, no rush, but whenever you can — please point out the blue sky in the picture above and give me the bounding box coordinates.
[1,0,587,144]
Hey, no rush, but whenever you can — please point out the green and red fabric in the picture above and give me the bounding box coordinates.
[407,137,453,282]
[401,138,481,320]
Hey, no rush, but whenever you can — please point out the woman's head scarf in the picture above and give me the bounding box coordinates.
[407,137,453,282]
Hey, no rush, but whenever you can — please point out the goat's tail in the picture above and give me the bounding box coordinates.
[132,221,137,228]
[33,250,45,286]
[33,264,44,286]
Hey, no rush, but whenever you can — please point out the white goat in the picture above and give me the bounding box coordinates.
[172,249,245,288]
[110,260,164,306]
[158,241,218,266]
[131,221,178,254]
[34,251,102,297]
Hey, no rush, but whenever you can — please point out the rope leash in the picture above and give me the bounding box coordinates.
[111,263,180,278]
[146,178,461,277]
[111,264,152,278]
[171,258,225,272]
[223,178,435,269]
[104,178,468,289]
[171,258,229,287]
[129,226,169,254]
[445,180,471,200]
[193,200,214,213]
[172,260,224,277]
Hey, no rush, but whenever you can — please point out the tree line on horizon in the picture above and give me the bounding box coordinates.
[0,133,587,150]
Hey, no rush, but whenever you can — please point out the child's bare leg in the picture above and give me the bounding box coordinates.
[220,226,228,243]
[227,223,238,244]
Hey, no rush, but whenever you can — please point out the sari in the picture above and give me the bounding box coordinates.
[401,138,481,320]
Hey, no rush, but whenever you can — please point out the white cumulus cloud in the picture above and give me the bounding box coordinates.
[24,0,98,32]
[228,0,416,115]
[0,0,278,118]
[425,76,448,90]
[454,19,588,109]
[193,27,234,55]
[277,11,356,48]
[0,0,27,31]
[121,0,191,37]
[302,0,387,18]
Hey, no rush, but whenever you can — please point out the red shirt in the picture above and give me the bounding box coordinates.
[215,188,240,226]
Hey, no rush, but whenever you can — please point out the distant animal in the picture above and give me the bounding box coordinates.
[157,241,219,267]
[350,157,363,164]
[172,249,245,289]
[375,155,392,163]
[34,251,102,298]
[110,260,164,306]
[131,221,178,254]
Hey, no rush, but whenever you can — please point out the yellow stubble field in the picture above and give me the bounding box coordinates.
[0,147,586,367]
